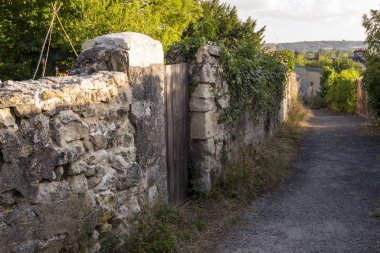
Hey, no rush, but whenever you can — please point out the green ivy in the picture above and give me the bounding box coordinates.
[167,0,289,122]
[220,41,288,122]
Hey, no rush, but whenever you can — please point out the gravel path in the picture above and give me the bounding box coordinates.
[217,110,380,253]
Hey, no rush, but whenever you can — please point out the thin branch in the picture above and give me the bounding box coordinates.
[53,5,78,57]
[33,2,62,80]
[42,23,53,77]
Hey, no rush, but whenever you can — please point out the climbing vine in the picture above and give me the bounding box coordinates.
[219,41,288,122]
[167,0,291,122]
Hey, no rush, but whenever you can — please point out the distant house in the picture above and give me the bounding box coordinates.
[295,66,324,99]
[350,48,366,65]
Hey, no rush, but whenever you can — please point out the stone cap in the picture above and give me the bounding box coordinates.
[0,72,129,113]
[82,32,164,67]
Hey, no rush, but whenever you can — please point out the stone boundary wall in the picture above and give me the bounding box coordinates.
[189,46,300,192]
[0,33,166,253]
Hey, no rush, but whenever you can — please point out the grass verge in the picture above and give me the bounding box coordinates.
[103,99,311,253]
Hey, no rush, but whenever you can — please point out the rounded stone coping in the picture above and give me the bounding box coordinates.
[82,32,164,68]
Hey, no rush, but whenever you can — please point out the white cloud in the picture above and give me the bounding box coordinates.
[223,0,378,22]
[222,0,380,42]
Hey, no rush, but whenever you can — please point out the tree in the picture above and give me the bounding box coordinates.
[0,0,202,80]
[363,8,380,119]
[273,50,295,73]
[295,53,308,66]
[332,58,363,73]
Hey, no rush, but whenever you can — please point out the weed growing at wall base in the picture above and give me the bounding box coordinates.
[106,204,205,253]
[214,98,310,203]
[105,99,310,253]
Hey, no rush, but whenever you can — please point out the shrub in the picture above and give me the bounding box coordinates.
[326,68,360,113]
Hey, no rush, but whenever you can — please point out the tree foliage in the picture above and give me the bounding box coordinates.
[363,8,380,119]
[166,0,287,121]
[221,41,287,122]
[0,0,202,80]
[326,68,360,113]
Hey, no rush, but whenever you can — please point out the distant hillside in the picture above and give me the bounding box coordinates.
[267,41,366,52]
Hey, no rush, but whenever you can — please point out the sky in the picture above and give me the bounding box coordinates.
[222,0,379,43]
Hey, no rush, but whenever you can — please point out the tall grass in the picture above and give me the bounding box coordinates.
[214,97,310,203]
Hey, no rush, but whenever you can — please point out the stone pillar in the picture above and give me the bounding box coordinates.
[189,46,228,192]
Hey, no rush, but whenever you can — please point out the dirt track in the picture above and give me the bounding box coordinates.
[217,110,380,253]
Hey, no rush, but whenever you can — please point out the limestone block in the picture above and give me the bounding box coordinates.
[148,185,158,206]
[41,90,64,101]
[189,63,217,84]
[52,111,89,146]
[33,181,97,252]
[68,174,88,195]
[90,131,108,150]
[0,129,20,148]
[190,112,217,139]
[32,114,50,145]
[201,138,216,155]
[195,46,220,64]
[68,150,109,177]
[115,162,143,190]
[54,144,86,166]
[0,108,15,127]
[189,97,216,112]
[82,32,164,67]
[193,174,212,193]
[208,46,221,57]
[40,100,71,117]
[217,95,230,109]
[191,84,213,99]
[54,166,64,181]
[67,160,87,176]
[112,146,137,163]
[111,155,130,172]
[192,155,216,175]
[92,167,117,193]
[0,190,17,206]
[14,104,41,118]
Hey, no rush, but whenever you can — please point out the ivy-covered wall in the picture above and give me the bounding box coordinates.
[189,46,300,192]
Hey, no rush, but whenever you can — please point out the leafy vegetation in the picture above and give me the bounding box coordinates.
[220,44,289,122]
[2,0,291,123]
[99,204,205,253]
[325,68,361,113]
[168,0,291,122]
[293,46,364,113]
[0,0,202,80]
[294,50,363,72]
[363,8,380,120]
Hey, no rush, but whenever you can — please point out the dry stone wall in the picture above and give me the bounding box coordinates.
[189,46,300,192]
[0,33,166,253]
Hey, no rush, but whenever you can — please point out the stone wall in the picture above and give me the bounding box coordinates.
[295,66,323,100]
[0,33,166,253]
[356,77,369,118]
[189,46,300,192]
